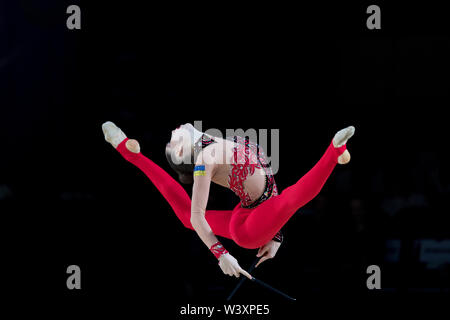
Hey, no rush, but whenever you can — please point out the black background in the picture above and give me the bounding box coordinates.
[1,1,450,317]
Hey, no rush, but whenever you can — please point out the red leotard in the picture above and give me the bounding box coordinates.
[115,136,346,249]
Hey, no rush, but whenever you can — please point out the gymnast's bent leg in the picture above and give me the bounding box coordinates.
[102,122,233,239]
[230,126,355,249]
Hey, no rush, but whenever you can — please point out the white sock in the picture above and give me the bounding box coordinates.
[102,121,127,148]
[333,126,355,148]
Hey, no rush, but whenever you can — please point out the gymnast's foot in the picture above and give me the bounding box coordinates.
[125,139,140,153]
[333,126,355,165]
[102,121,140,153]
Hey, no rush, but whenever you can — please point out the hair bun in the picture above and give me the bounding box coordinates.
[178,173,193,184]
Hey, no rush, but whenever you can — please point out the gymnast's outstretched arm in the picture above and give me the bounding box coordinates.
[191,154,252,279]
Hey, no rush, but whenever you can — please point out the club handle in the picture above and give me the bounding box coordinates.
[226,257,260,301]
[252,277,296,301]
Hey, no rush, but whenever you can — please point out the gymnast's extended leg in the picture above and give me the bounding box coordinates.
[230,126,355,248]
[102,121,233,238]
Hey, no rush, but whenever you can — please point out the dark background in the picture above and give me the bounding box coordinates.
[1,0,450,317]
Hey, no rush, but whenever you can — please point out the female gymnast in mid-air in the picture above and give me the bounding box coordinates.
[102,122,355,280]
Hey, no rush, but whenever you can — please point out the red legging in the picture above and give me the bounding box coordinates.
[116,138,346,249]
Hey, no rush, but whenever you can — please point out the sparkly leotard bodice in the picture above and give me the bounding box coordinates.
[194,134,278,208]
[228,136,278,208]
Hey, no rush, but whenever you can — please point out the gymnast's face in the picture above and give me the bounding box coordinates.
[166,124,193,158]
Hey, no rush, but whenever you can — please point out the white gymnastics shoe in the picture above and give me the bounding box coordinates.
[333,126,355,148]
[333,126,355,165]
[102,121,127,149]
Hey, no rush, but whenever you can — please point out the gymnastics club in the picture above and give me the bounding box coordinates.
[227,257,259,301]
[227,257,296,301]
[250,276,296,301]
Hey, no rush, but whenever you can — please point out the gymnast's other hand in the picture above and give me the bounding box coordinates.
[218,253,253,279]
[255,240,281,268]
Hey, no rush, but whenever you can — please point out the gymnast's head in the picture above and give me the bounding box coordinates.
[165,123,203,184]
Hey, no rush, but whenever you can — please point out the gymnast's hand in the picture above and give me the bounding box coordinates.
[219,253,253,279]
[255,240,281,268]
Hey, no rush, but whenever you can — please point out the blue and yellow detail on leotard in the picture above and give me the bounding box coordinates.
[194,165,206,176]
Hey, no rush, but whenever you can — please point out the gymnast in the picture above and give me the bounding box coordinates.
[102,122,355,280]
